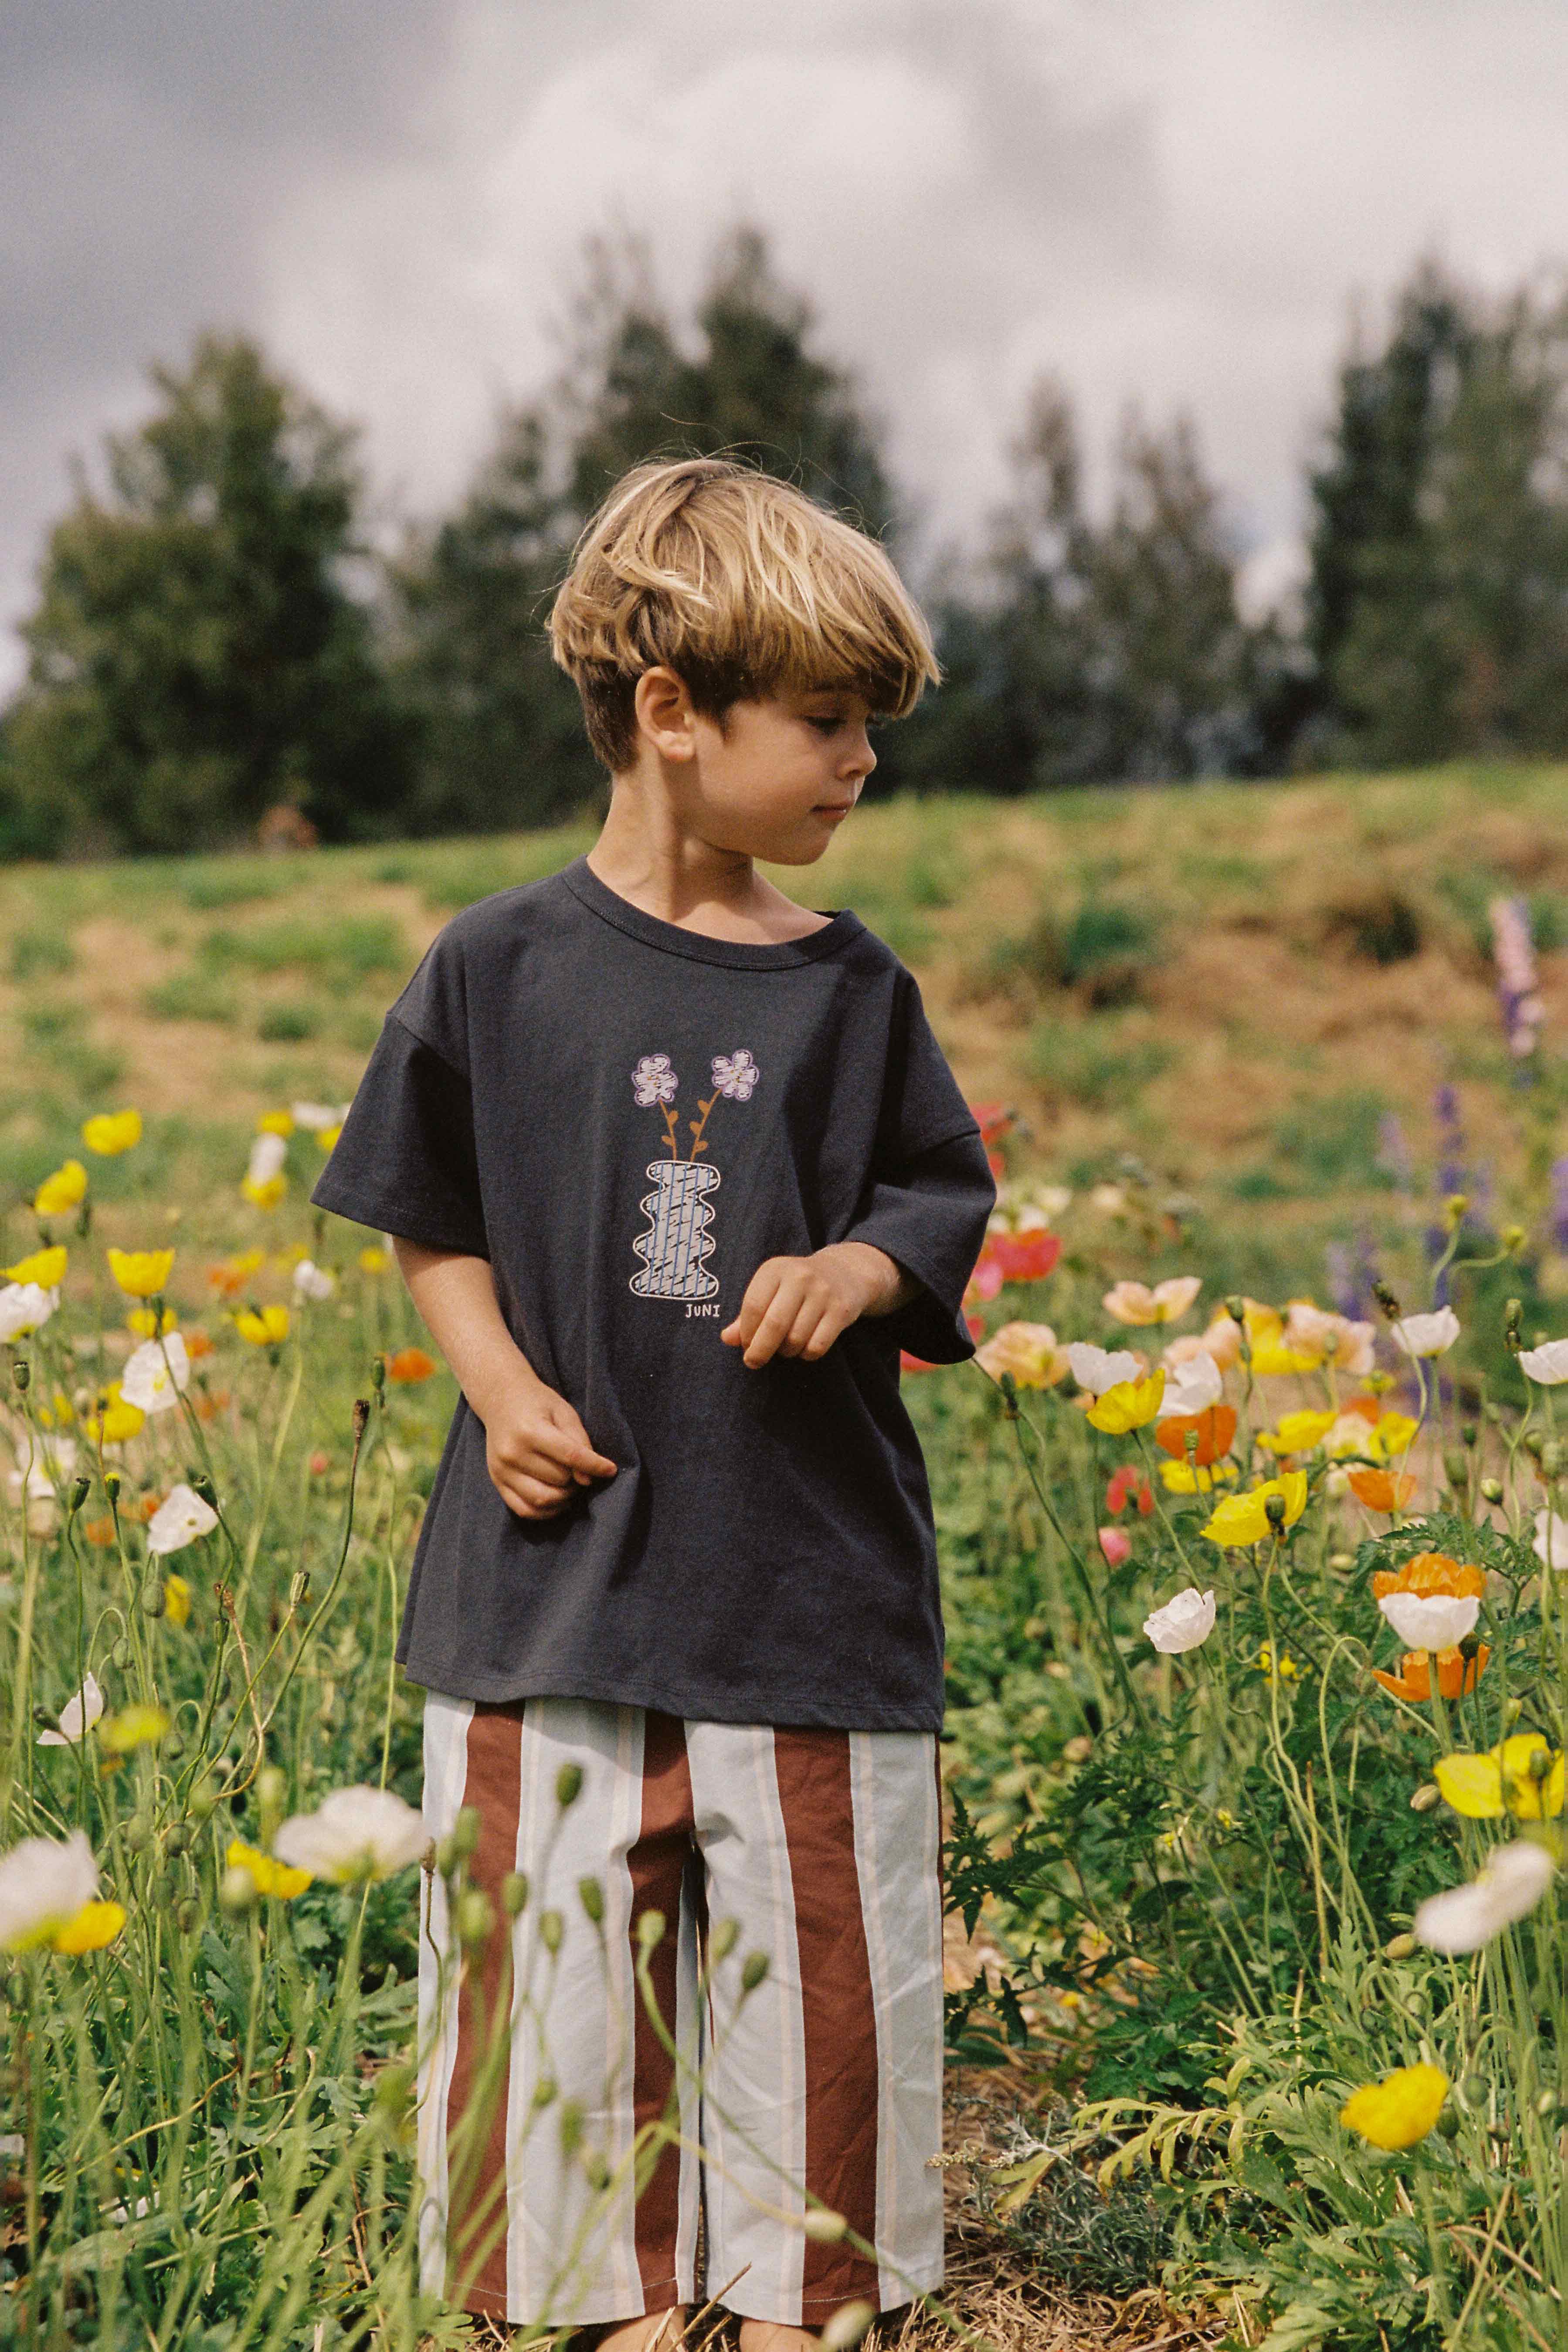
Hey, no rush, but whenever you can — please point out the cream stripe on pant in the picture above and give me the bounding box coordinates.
[416,1694,945,2331]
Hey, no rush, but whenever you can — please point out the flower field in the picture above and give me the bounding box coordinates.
[3,763,1568,2348]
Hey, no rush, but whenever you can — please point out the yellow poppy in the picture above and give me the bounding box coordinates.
[226,1839,312,1899]
[34,1160,88,1216]
[1372,1412,1420,1460]
[51,1900,127,1956]
[234,1305,290,1346]
[101,1705,171,1754]
[107,1247,175,1299]
[3,1245,66,1288]
[1202,1473,1309,1548]
[81,1110,143,1156]
[163,1574,192,1628]
[1248,1338,1322,1378]
[1340,2064,1448,2151]
[126,1305,178,1338]
[358,1246,390,1274]
[1086,1371,1167,1434]
[1160,1458,1239,1493]
[256,1110,295,1137]
[1435,1735,1566,1822]
[241,1174,288,1210]
[318,1124,342,1153]
[1258,1408,1337,1453]
[83,1386,146,1446]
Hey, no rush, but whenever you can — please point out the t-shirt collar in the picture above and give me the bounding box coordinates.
[559,854,864,971]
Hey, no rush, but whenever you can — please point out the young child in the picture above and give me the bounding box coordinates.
[311,457,996,2344]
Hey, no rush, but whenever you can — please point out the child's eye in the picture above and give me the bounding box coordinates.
[807,716,843,735]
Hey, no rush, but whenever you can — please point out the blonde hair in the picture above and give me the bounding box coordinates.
[547,457,941,773]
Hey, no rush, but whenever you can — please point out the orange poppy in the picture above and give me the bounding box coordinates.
[83,1515,118,1548]
[194,1387,232,1423]
[386,1347,437,1384]
[1341,1393,1383,1425]
[184,1328,215,1360]
[1349,1468,1418,1512]
[1156,1404,1238,1467]
[989,1229,1061,1284]
[1371,1550,1485,1602]
[1372,1644,1489,1703]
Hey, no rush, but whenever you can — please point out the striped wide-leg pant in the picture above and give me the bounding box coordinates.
[417,1694,946,2332]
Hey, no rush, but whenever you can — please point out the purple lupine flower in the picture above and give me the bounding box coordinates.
[632,1053,679,1106]
[1490,895,1543,1063]
[711,1049,760,1102]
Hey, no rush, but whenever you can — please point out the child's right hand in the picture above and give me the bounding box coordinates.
[481,1376,618,1521]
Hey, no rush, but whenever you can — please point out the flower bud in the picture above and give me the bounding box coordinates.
[173,1897,200,1933]
[11,1359,29,1393]
[1480,1476,1504,1504]
[1458,1632,1481,1661]
[556,1763,584,1809]
[1410,1784,1441,1812]
[804,2209,849,2243]
[371,1356,386,1401]
[123,1815,154,1852]
[1524,1431,1546,1462]
[163,1822,193,1857]
[1436,2105,1460,2139]
[352,1398,370,1439]
[451,1805,480,1860]
[164,1728,184,1760]
[256,1766,287,1843]
[68,1475,90,1515]
[578,1876,604,1926]
[188,1776,220,1823]
[820,2301,876,2352]
[558,2099,584,2158]
[1461,2076,1487,2109]
[531,2076,557,2110]
[1372,1281,1402,1322]
[539,1909,563,1955]
[288,1571,311,1611]
[1264,1492,1287,1528]
[1460,1422,1478,1449]
[219,1864,258,1915]
[1542,1440,1566,1479]
[190,1470,218,1510]
[1501,1224,1526,1254]
[455,1889,494,1948]
[636,1909,666,1952]
[1443,1450,1467,1489]
[583,2149,611,2192]
[741,1951,770,1994]
[1529,1747,1554,1782]
[501,1871,529,1919]
[1225,1296,1247,1326]
[435,1835,459,1877]
[1383,1932,1416,1960]
[109,1635,132,1670]
[1444,1192,1470,1230]
[103,1469,122,1506]
[140,1577,166,1619]
[1537,2088,1558,2118]
[709,1917,740,1964]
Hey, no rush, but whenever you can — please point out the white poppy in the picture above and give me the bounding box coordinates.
[1534,1510,1568,1570]
[245,1132,288,1187]
[1414,1839,1555,1955]
[1519,1339,1568,1385]
[0,1283,58,1342]
[289,1101,342,1130]
[37,1673,105,1746]
[1065,1343,1143,1396]
[273,1785,428,1884]
[119,1333,190,1415]
[1160,1352,1224,1419]
[1142,1588,1217,1655]
[1391,1307,1461,1358]
[1378,1591,1480,1652]
[146,1482,218,1556]
[0,1830,98,1950]
[292,1260,336,1303]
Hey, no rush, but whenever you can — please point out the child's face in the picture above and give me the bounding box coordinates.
[630,672,878,866]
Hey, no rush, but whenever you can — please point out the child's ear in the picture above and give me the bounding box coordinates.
[633,667,698,762]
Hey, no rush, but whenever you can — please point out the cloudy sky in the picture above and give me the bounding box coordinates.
[5,0,1568,692]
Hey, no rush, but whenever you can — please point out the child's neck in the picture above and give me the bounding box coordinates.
[587,799,830,946]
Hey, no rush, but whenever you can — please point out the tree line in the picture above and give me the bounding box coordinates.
[4,225,1567,857]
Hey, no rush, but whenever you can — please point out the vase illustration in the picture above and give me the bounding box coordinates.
[629,1160,723,1299]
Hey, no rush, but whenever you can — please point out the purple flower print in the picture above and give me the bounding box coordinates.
[631,1053,679,1107]
[711,1050,760,1102]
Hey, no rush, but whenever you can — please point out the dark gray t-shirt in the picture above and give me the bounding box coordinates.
[310,853,995,1730]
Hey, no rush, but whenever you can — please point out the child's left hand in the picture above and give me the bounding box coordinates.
[720,1242,912,1368]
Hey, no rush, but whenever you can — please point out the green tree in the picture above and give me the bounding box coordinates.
[394,223,900,828]
[1305,261,1568,764]
[896,378,1264,793]
[6,335,409,854]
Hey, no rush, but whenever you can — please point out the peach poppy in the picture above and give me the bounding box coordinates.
[1348,1468,1417,1513]
[1371,1551,1485,1602]
[1371,1644,1489,1703]
[1156,1404,1238,1468]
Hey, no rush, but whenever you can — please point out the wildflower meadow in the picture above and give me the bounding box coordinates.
[3,772,1568,2350]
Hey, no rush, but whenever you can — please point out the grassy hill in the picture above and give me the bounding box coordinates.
[0,760,1563,1301]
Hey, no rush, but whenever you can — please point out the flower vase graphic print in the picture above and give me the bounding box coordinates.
[628,1050,760,1300]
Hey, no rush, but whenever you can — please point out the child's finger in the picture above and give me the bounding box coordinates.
[497,1472,575,1519]
[536,1416,618,1480]
[741,1278,808,1367]
[721,1261,784,1349]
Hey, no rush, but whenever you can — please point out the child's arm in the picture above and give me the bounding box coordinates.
[393,1239,618,1521]
[720,1240,918,1370]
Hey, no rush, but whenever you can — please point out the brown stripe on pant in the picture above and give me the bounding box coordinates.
[624,1710,694,2309]
[445,1698,524,2319]
[773,1727,883,2314]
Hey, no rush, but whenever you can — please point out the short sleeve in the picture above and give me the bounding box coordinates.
[840,971,996,1363]
[310,1012,489,1259]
